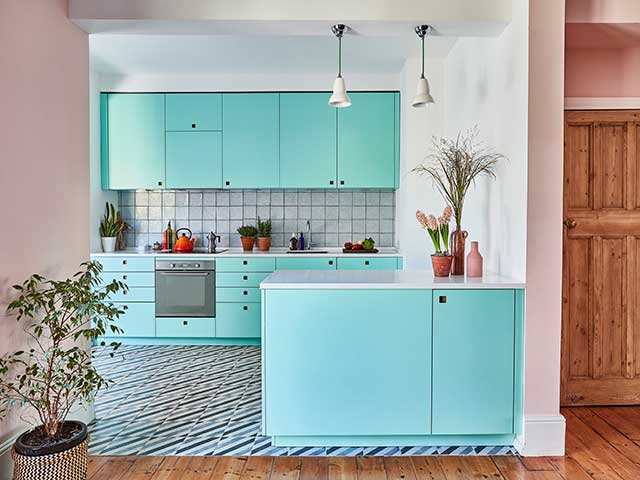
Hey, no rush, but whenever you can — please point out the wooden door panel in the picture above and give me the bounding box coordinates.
[563,110,640,405]
[565,123,592,210]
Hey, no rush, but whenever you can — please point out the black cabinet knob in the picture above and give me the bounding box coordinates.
[364,260,370,265]
[340,180,345,185]
[183,320,188,325]
[439,296,447,303]
[123,305,128,310]
[243,275,248,280]
[329,260,334,265]
[243,306,248,311]
[243,291,248,295]
[158,181,163,186]
[122,260,127,265]
[329,180,334,185]
[191,123,196,129]
[243,260,248,265]
[225,180,230,186]
[122,275,127,280]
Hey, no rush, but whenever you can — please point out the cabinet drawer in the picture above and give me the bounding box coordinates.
[216,287,261,303]
[216,258,275,272]
[216,272,271,288]
[108,303,155,338]
[108,287,155,303]
[93,256,154,272]
[276,257,337,270]
[166,93,222,131]
[337,257,400,270]
[156,317,215,338]
[100,272,155,288]
[216,303,261,338]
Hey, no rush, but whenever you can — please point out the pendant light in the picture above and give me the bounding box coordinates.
[329,24,351,108]
[412,25,435,108]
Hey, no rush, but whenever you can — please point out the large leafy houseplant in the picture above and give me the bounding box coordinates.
[412,127,504,274]
[1,261,125,469]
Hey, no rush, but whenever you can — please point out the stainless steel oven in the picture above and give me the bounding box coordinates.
[155,259,215,318]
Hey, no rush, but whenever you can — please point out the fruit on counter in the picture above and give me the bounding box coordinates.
[344,242,353,250]
[352,243,363,250]
[362,237,375,250]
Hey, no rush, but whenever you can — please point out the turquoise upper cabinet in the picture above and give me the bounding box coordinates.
[280,93,337,188]
[101,93,165,190]
[337,92,398,189]
[166,93,222,131]
[222,93,279,188]
[165,131,223,189]
[432,290,515,435]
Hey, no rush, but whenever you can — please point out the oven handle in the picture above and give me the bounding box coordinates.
[157,272,211,276]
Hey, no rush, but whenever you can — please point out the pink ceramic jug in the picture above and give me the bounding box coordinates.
[466,241,483,277]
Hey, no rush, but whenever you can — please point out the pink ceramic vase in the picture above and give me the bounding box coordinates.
[466,241,483,278]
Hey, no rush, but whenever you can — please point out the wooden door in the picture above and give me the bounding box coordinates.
[562,110,640,405]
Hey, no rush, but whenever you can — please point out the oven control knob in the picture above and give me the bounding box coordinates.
[170,263,176,268]
[195,263,200,268]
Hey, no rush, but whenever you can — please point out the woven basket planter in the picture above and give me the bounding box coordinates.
[11,422,88,480]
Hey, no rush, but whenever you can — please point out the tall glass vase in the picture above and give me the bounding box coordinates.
[450,227,468,275]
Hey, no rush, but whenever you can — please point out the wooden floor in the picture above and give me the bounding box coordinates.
[88,407,640,479]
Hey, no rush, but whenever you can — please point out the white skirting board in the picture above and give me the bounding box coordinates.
[514,414,566,456]
[565,97,640,110]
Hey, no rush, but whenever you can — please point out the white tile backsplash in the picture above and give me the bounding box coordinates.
[119,189,395,248]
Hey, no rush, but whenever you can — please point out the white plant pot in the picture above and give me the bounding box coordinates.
[101,237,117,253]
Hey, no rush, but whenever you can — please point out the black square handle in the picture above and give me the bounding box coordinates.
[364,260,370,265]
[243,275,248,280]
[243,306,248,311]
[225,180,230,186]
[122,260,127,265]
[243,291,248,295]
[243,260,248,265]
[340,180,345,185]
[191,123,196,129]
[328,260,334,265]
[329,180,334,185]
[122,275,127,280]
[439,296,447,304]
[183,320,188,325]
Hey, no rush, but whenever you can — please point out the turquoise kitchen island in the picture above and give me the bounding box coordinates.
[260,270,524,447]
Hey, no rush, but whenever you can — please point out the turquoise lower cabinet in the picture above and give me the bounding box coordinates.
[275,257,337,270]
[165,131,222,188]
[222,93,279,188]
[216,303,261,338]
[216,258,276,273]
[337,92,398,189]
[336,257,400,270]
[156,317,215,338]
[101,93,165,190]
[280,93,337,188]
[432,290,515,435]
[111,303,156,338]
[165,93,222,131]
[263,289,432,436]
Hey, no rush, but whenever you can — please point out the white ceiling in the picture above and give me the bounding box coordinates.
[90,34,457,75]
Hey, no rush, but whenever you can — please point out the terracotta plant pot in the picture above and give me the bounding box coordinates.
[240,236,255,252]
[257,237,271,252]
[431,255,453,277]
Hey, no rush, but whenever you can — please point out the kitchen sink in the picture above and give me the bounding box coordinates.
[286,250,329,254]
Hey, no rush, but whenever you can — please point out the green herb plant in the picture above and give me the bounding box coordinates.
[257,218,272,238]
[237,225,258,238]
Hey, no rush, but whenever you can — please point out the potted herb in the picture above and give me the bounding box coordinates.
[416,207,453,277]
[1,262,125,480]
[257,218,272,252]
[412,128,504,275]
[99,202,126,253]
[237,225,258,252]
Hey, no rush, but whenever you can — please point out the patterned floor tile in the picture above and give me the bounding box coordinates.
[92,345,515,457]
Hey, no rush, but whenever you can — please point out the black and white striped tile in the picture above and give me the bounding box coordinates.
[90,345,516,457]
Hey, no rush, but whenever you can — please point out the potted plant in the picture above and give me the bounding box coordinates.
[416,207,453,277]
[237,225,258,252]
[257,218,272,252]
[99,202,125,253]
[412,127,504,275]
[1,262,126,480]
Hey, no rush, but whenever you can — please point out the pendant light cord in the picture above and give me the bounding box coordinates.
[421,35,425,79]
[338,35,342,77]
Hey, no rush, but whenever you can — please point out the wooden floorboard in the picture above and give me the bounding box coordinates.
[86,407,640,479]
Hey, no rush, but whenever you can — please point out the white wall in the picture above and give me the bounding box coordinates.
[442,3,528,281]
[90,70,117,252]
[396,57,446,269]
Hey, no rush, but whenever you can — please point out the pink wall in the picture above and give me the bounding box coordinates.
[0,0,89,443]
[566,47,640,97]
[566,0,640,23]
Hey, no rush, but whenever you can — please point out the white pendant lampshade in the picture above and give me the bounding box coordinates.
[412,25,435,108]
[412,75,434,107]
[329,75,351,107]
[329,24,351,108]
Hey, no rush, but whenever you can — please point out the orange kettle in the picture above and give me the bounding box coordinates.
[174,228,196,253]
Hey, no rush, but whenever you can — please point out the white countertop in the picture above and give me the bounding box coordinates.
[260,270,525,290]
[90,247,403,259]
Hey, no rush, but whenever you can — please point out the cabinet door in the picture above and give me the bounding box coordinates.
[110,303,156,337]
[166,131,223,188]
[432,289,515,435]
[103,94,165,190]
[166,93,222,131]
[280,93,337,188]
[222,93,279,188]
[216,303,261,338]
[264,289,431,436]
[276,257,337,270]
[337,92,397,188]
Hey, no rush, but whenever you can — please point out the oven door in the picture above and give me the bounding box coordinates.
[155,270,215,317]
